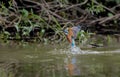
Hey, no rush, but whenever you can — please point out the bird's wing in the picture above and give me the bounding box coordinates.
[72,25,81,39]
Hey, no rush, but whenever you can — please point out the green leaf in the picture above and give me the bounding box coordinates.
[108,13,113,17]
[20,9,29,17]
[4,31,10,35]
[52,16,61,30]
[14,23,19,32]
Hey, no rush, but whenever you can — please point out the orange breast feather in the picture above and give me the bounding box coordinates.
[67,28,74,43]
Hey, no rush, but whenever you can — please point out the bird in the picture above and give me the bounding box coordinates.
[64,25,81,53]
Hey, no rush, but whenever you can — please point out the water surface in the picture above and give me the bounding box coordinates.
[0,44,120,77]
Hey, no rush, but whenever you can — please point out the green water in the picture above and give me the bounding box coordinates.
[0,44,120,77]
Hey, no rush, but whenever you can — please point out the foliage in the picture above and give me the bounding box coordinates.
[77,30,91,45]
[86,0,105,15]
[0,0,120,44]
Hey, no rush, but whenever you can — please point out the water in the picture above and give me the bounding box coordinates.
[70,46,82,54]
[0,44,120,77]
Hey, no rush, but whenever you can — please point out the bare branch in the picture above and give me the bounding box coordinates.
[64,0,88,10]
[90,14,120,25]
[99,13,120,24]
[93,0,115,14]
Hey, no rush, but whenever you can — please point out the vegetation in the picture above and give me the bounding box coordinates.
[0,0,120,44]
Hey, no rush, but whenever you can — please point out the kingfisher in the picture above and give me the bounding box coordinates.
[64,25,81,48]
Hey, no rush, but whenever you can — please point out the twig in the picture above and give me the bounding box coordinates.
[111,4,120,11]
[7,17,19,27]
[41,0,52,23]
[99,13,120,24]
[55,0,88,13]
[0,17,10,23]
[90,13,120,24]
[93,0,115,14]
[76,15,88,25]
[64,0,88,10]
[48,10,68,21]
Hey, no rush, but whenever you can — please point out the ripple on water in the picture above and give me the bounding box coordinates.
[48,47,120,55]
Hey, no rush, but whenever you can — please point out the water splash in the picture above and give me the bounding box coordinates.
[70,46,83,54]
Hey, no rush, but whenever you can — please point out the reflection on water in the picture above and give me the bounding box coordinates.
[65,55,80,76]
[16,53,120,77]
[0,45,120,77]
